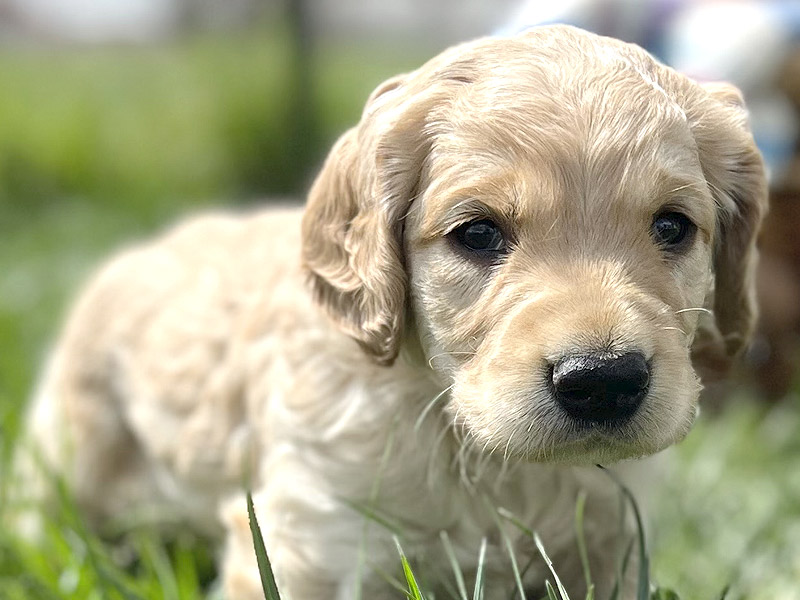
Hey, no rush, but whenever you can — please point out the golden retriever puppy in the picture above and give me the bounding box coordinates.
[19,25,765,599]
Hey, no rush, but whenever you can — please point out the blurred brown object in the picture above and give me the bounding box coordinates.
[749,185,800,398]
[777,45,800,112]
[746,46,800,399]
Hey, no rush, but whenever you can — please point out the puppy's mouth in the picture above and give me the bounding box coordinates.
[530,417,655,464]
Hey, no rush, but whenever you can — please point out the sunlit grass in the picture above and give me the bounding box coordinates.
[0,22,432,216]
[0,476,217,600]
[651,398,800,599]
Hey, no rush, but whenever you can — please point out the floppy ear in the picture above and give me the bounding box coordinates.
[301,74,450,365]
[688,82,768,363]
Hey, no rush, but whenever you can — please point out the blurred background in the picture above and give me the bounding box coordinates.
[2,0,800,598]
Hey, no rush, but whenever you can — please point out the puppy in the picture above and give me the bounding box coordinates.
[18,25,765,599]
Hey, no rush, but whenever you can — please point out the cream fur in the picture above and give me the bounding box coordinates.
[17,26,766,599]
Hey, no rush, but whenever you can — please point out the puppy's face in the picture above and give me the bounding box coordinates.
[303,26,766,464]
[404,77,713,462]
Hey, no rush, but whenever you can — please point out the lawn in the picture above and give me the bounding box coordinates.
[1,22,798,600]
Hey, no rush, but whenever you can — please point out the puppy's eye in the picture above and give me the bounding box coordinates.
[651,212,695,250]
[453,219,506,255]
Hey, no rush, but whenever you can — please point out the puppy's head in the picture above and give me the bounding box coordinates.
[302,26,766,463]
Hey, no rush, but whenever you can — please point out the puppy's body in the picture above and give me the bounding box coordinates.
[19,26,765,599]
[26,208,633,598]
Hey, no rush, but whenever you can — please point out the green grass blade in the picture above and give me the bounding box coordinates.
[717,585,730,600]
[497,507,534,537]
[483,497,527,600]
[354,421,397,600]
[514,553,541,600]
[246,492,282,600]
[370,561,413,596]
[95,564,146,600]
[136,534,180,600]
[574,491,593,596]
[608,537,634,600]
[546,581,560,600]
[473,537,487,600]
[171,535,212,600]
[0,574,63,600]
[401,556,424,600]
[649,587,681,600]
[394,537,426,600]
[597,467,649,600]
[340,497,404,536]
[498,506,563,600]
[534,533,571,600]
[53,477,145,600]
[440,531,469,600]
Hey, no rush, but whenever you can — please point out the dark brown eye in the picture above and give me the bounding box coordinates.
[453,219,506,255]
[652,212,695,250]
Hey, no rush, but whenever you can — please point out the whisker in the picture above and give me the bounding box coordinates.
[705,180,724,201]
[503,430,517,462]
[458,436,477,491]
[666,181,705,195]
[473,443,493,485]
[426,420,452,489]
[401,192,424,219]
[675,307,713,316]
[661,326,687,336]
[415,384,454,432]
[543,215,560,239]
[427,351,476,370]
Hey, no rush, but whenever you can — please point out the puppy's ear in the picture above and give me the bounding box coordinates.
[689,82,767,364]
[301,74,448,365]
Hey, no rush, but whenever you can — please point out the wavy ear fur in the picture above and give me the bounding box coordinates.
[686,82,768,367]
[301,73,455,365]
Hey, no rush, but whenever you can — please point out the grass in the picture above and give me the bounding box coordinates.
[0,21,435,216]
[1,20,800,600]
[651,399,800,598]
[247,493,281,600]
[0,474,218,600]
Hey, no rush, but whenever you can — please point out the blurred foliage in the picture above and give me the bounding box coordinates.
[652,398,800,599]
[0,22,433,220]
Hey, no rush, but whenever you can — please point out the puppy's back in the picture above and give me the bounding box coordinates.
[17,206,312,532]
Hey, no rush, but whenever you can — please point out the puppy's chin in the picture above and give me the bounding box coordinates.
[447,385,700,466]
[519,413,697,465]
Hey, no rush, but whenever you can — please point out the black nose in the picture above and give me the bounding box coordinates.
[551,351,650,423]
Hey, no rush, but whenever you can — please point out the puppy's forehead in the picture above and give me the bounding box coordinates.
[428,26,680,107]
[426,30,691,161]
[418,28,710,232]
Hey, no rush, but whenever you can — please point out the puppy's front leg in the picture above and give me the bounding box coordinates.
[219,491,401,600]
[220,492,343,600]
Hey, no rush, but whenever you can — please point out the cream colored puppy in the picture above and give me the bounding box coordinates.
[20,25,765,599]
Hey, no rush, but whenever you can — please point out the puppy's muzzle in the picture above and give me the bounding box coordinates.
[551,351,650,424]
